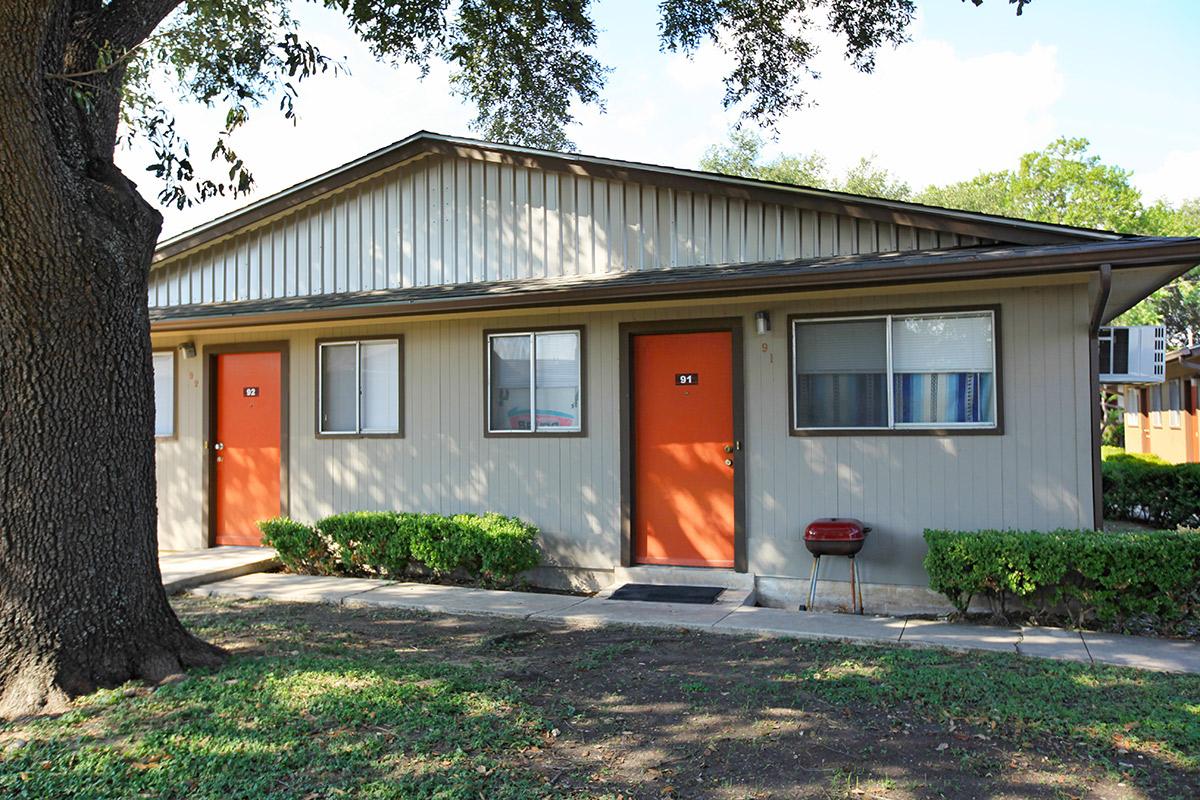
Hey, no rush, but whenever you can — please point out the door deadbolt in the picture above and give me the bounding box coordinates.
[724,444,733,453]
[214,442,224,451]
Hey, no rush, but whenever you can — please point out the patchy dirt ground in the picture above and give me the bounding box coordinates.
[154,595,1199,800]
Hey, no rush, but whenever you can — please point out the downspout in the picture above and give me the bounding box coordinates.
[1088,263,1113,530]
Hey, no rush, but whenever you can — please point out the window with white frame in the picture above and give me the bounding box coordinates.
[152,351,175,438]
[1151,383,1163,426]
[1125,387,1140,426]
[792,310,997,431]
[318,338,401,435]
[1169,379,1183,428]
[488,330,582,433]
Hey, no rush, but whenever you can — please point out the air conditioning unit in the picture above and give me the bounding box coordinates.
[1099,325,1165,384]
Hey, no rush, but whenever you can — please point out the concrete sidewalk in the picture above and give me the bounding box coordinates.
[187,572,1200,675]
[160,547,279,594]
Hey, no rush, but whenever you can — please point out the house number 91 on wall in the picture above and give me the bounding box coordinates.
[675,373,699,385]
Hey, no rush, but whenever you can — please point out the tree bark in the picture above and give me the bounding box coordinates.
[0,0,222,719]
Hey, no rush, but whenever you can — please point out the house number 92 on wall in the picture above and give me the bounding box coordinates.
[675,373,699,385]
[243,387,260,397]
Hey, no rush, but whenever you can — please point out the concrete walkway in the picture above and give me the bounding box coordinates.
[160,547,279,594]
[187,572,1200,675]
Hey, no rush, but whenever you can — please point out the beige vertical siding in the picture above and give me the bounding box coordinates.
[155,280,1093,586]
[148,154,989,308]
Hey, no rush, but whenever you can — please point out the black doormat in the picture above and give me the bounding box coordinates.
[609,583,724,604]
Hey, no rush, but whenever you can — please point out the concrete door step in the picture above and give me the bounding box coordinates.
[603,565,756,606]
[612,565,755,590]
[160,546,280,594]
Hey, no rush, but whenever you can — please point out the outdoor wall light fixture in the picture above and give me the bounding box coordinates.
[755,310,771,335]
[178,341,197,359]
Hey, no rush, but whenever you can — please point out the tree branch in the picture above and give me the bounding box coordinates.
[93,0,182,52]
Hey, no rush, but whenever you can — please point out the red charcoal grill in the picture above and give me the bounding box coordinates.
[803,518,870,614]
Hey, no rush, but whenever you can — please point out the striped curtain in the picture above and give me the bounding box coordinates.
[894,371,993,425]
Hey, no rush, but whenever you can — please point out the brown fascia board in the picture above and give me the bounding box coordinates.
[152,132,1120,265]
[149,237,1200,333]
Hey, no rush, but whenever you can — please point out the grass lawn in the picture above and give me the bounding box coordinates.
[1,597,1198,799]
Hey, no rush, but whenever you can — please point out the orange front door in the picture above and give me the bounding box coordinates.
[214,352,282,546]
[633,331,735,568]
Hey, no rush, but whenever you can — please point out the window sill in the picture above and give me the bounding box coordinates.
[485,430,587,439]
[316,432,404,440]
[790,426,1002,437]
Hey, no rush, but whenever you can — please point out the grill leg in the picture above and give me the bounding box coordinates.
[849,556,862,615]
[806,556,820,612]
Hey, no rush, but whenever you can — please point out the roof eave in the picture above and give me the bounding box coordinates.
[149,238,1200,333]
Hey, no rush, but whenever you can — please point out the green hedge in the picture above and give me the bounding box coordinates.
[1102,452,1200,528]
[924,528,1200,632]
[258,511,541,586]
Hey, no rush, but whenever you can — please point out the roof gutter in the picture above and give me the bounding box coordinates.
[1088,263,1113,533]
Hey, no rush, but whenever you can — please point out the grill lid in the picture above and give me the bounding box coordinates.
[804,518,868,541]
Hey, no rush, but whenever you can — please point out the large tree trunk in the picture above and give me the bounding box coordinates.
[0,0,222,718]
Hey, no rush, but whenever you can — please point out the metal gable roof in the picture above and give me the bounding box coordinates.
[152,130,1124,266]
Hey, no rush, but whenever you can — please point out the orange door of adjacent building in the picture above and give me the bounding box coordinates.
[213,352,282,546]
[632,331,735,568]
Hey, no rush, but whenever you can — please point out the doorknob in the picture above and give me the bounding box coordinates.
[724,459,733,467]
[214,442,224,451]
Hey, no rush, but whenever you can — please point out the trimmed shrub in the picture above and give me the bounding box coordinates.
[258,510,541,586]
[454,513,542,583]
[257,517,330,575]
[1102,454,1200,528]
[407,513,480,575]
[319,511,413,577]
[924,528,1200,632]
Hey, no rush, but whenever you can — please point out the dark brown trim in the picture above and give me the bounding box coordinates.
[1088,265,1112,531]
[618,317,748,573]
[149,242,1200,334]
[151,346,179,441]
[482,325,588,438]
[202,341,291,548]
[785,305,1005,437]
[314,334,405,439]
[153,132,1115,265]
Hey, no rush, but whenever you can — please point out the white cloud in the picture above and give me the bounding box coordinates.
[1136,149,1200,204]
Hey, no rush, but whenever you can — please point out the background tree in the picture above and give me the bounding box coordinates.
[913,137,1145,232]
[5,0,982,718]
[699,129,910,200]
[700,130,1200,344]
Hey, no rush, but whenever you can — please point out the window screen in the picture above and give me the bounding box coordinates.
[488,330,582,433]
[319,339,401,435]
[152,352,174,437]
[892,313,995,427]
[793,319,888,428]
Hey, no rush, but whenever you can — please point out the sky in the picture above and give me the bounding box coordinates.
[121,1,1200,240]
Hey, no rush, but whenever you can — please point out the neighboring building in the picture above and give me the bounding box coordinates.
[1121,347,1200,463]
[148,131,1200,611]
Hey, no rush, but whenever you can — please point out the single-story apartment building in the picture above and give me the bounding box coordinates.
[149,131,1200,611]
[1122,347,1200,463]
